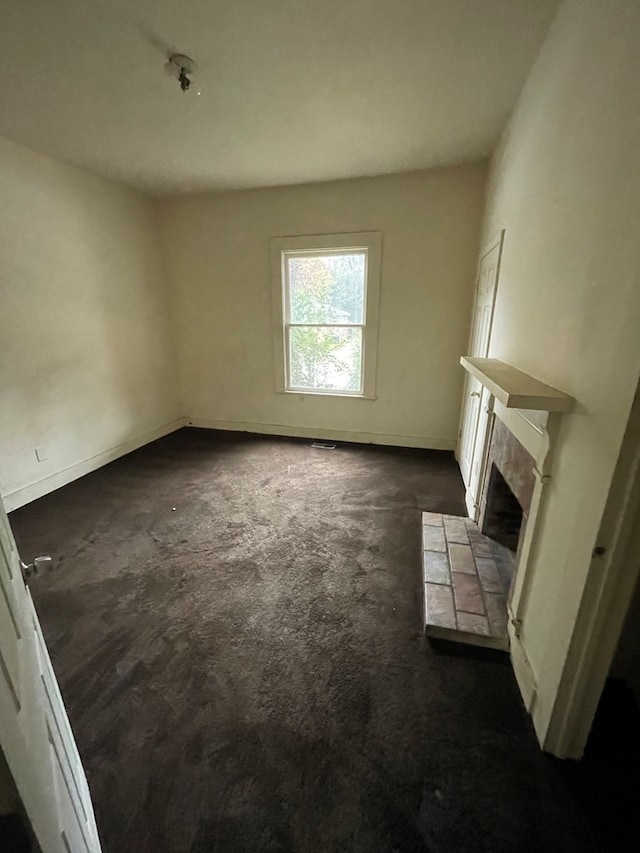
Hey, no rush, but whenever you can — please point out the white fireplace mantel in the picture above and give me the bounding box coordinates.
[459,355,575,714]
[460,357,574,413]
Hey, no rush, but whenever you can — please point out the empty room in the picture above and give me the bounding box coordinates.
[1,1,640,851]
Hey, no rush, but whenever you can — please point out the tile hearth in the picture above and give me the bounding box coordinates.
[422,512,513,650]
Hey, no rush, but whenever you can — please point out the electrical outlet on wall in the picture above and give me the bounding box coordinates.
[35,446,48,462]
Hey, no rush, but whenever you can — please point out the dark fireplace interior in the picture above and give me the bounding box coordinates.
[481,463,524,553]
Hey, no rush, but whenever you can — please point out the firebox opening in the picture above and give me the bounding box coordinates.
[481,464,523,553]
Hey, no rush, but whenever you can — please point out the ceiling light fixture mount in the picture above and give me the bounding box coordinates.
[165,53,198,93]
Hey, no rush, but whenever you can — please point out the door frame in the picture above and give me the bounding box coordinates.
[541,378,640,758]
[456,229,505,520]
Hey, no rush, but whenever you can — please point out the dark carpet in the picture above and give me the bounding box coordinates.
[553,678,640,853]
[9,429,598,853]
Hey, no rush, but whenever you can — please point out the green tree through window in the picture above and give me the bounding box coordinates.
[287,253,366,392]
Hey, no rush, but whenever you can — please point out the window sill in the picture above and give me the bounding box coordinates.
[277,389,377,401]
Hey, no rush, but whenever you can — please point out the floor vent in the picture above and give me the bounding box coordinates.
[311,441,337,450]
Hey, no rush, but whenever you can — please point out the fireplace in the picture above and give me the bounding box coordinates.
[458,357,574,703]
[482,463,524,553]
[478,416,536,580]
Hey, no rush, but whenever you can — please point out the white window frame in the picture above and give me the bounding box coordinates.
[270,232,381,399]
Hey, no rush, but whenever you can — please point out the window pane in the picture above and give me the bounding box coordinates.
[288,253,365,324]
[289,326,362,392]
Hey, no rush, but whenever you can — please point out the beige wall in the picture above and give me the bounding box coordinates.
[480,0,640,745]
[0,137,180,509]
[160,166,486,448]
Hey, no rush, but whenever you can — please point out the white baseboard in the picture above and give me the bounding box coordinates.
[3,418,187,512]
[186,417,457,451]
[464,488,478,521]
[3,415,456,512]
[508,622,538,714]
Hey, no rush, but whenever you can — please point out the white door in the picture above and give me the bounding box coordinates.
[457,231,504,518]
[0,496,101,852]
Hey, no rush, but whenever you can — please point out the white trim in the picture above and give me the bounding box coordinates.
[186,417,456,451]
[456,230,504,516]
[270,231,382,399]
[2,418,187,511]
[275,388,377,400]
[509,623,538,712]
[464,488,478,519]
[460,357,574,413]
[1,410,456,512]
[492,400,550,462]
[538,382,640,758]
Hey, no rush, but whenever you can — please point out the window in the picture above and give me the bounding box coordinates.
[271,232,381,398]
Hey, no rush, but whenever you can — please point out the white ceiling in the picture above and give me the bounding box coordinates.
[0,0,560,195]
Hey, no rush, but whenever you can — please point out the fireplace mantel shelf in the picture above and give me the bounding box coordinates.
[460,357,574,413]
